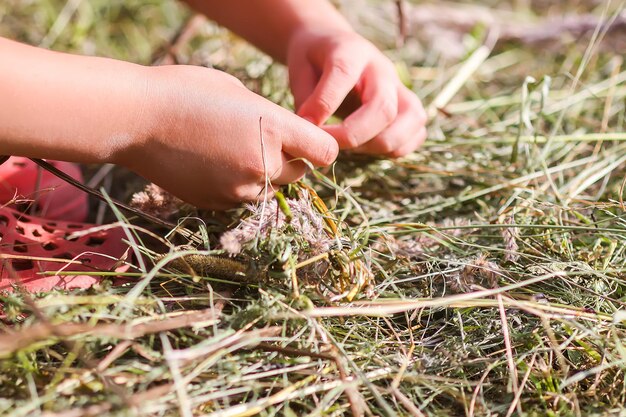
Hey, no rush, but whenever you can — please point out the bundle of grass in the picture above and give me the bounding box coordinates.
[162,182,374,301]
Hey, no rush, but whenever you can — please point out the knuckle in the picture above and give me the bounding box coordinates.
[247,161,266,179]
[391,143,416,158]
[260,122,280,146]
[317,94,335,116]
[238,156,268,184]
[329,55,354,79]
[379,98,398,124]
[377,138,396,155]
[390,148,410,158]
[342,128,361,149]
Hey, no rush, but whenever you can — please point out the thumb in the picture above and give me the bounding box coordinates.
[281,115,339,167]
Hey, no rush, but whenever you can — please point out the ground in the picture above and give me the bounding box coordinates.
[1,0,626,416]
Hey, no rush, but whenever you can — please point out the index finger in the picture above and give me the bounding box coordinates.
[296,53,366,125]
[324,65,398,149]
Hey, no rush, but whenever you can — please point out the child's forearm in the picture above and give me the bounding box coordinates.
[182,0,353,63]
[0,37,150,164]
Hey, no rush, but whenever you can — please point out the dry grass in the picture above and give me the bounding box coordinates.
[1,0,626,416]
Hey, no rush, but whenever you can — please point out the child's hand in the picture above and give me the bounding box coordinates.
[288,29,427,157]
[121,66,338,210]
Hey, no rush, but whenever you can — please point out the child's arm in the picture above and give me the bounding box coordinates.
[0,37,338,209]
[184,0,428,157]
[0,37,147,164]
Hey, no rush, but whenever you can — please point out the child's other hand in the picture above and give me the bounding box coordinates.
[123,66,338,210]
[288,29,427,158]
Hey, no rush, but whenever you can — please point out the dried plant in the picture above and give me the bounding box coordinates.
[3,0,626,416]
[501,215,521,263]
[130,183,184,218]
[376,217,476,259]
[220,186,373,300]
[448,254,504,292]
[220,189,332,256]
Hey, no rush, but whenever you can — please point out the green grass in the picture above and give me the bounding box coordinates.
[2,0,626,416]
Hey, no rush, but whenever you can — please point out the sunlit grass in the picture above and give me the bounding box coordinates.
[1,0,626,416]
